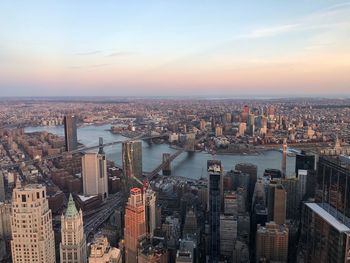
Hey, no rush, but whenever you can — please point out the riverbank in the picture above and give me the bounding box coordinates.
[24,124,296,178]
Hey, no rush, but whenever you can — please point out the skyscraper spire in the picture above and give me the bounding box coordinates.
[60,194,87,263]
[15,176,21,189]
[65,193,78,217]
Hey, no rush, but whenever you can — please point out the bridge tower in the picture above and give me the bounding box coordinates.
[185,138,195,152]
[162,153,171,175]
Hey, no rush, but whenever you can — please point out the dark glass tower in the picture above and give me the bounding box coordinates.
[295,151,315,175]
[208,161,221,262]
[64,115,78,152]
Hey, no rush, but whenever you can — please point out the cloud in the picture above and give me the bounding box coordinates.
[107,51,135,57]
[237,24,301,39]
[74,50,102,56]
[69,63,111,69]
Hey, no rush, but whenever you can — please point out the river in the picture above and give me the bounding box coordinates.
[25,124,296,179]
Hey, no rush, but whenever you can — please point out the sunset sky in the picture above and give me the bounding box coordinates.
[0,1,349,97]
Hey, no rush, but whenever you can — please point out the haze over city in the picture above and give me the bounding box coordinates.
[2,1,350,263]
[1,0,350,96]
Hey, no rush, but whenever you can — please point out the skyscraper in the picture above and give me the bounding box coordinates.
[298,156,350,263]
[122,141,143,180]
[256,222,288,263]
[0,171,5,202]
[235,163,257,209]
[0,202,11,262]
[299,202,350,263]
[11,182,56,263]
[220,215,237,259]
[267,181,286,225]
[208,161,221,262]
[82,152,108,200]
[145,188,157,238]
[124,188,146,263]
[60,194,87,263]
[183,208,198,238]
[64,115,78,152]
[295,150,315,175]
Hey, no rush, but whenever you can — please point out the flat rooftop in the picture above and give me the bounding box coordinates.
[306,203,350,232]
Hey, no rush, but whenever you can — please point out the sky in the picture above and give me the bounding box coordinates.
[0,0,349,97]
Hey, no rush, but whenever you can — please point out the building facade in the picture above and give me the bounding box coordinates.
[300,202,350,263]
[82,152,108,200]
[145,189,157,238]
[124,188,146,263]
[60,194,87,263]
[88,235,121,263]
[11,183,56,263]
[64,115,78,152]
[267,182,286,225]
[255,222,288,263]
[208,162,221,262]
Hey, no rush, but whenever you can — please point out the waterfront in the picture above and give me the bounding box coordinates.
[25,124,296,179]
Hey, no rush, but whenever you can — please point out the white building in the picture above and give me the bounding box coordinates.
[82,152,108,200]
[11,182,56,263]
[60,194,87,263]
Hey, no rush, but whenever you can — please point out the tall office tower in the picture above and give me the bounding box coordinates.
[235,163,257,208]
[251,178,269,250]
[238,122,246,136]
[281,138,287,178]
[267,181,286,225]
[315,156,350,214]
[11,183,56,263]
[124,188,146,263]
[64,115,78,152]
[82,151,108,200]
[183,208,197,238]
[267,106,275,120]
[0,202,11,262]
[60,194,87,263]
[224,191,238,216]
[122,141,143,180]
[208,161,222,262]
[0,171,5,202]
[256,222,288,263]
[225,112,232,123]
[298,156,350,263]
[295,151,315,175]
[88,235,121,263]
[207,160,223,209]
[281,177,301,220]
[241,106,249,123]
[299,203,350,263]
[220,215,237,259]
[145,189,157,238]
[199,119,206,131]
[215,125,223,137]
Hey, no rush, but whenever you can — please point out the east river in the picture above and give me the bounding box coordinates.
[25,124,295,179]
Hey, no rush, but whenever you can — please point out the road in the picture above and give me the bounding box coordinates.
[83,192,126,238]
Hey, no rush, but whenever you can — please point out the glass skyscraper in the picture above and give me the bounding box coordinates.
[64,115,78,152]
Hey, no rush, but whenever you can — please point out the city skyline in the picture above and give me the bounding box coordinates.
[1,1,349,97]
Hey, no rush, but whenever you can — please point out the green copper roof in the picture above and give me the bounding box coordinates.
[65,193,78,217]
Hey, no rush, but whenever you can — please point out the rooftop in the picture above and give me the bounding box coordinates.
[306,203,350,232]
